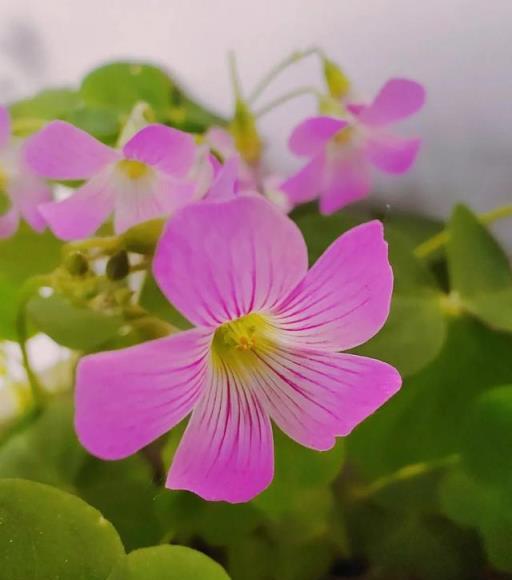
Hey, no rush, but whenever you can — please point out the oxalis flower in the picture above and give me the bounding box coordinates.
[75,196,401,503]
[25,121,201,240]
[0,106,52,238]
[282,79,426,214]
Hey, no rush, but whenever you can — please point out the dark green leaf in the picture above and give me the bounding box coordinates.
[0,479,124,580]
[108,545,230,580]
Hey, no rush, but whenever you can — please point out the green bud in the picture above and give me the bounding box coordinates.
[230,100,262,164]
[106,250,130,281]
[120,219,165,254]
[64,252,89,276]
[323,58,350,100]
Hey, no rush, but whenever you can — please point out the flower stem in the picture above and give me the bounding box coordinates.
[16,276,51,410]
[248,47,324,103]
[414,203,512,259]
[255,86,321,118]
[228,51,244,101]
[352,455,459,501]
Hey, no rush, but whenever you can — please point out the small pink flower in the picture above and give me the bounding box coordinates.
[25,121,201,240]
[75,196,401,503]
[282,79,426,214]
[0,107,52,238]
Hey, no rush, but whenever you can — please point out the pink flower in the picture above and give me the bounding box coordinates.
[282,79,426,214]
[25,121,201,240]
[75,196,401,503]
[0,107,52,238]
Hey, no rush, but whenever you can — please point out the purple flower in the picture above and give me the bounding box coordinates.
[25,121,202,240]
[0,107,52,238]
[75,196,401,503]
[282,79,426,214]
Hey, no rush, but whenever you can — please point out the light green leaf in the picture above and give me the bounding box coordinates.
[0,479,124,580]
[9,89,81,121]
[108,545,230,580]
[26,294,122,351]
[0,225,61,339]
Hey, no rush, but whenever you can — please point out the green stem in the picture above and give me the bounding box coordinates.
[63,235,121,258]
[255,86,321,118]
[352,455,459,501]
[248,47,323,103]
[16,276,51,410]
[415,203,512,259]
[228,51,243,101]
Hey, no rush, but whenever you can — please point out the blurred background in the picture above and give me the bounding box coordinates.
[0,0,511,241]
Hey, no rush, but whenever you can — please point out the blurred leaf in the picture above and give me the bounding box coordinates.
[461,384,512,485]
[349,317,512,478]
[0,225,61,339]
[108,545,230,580]
[65,107,120,143]
[139,275,192,329]
[10,88,80,121]
[0,397,86,486]
[440,467,512,573]
[447,204,512,332]
[227,535,274,580]
[81,62,173,117]
[26,294,122,351]
[0,479,124,580]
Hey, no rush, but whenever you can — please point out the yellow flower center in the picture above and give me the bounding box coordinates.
[117,159,150,180]
[211,313,274,369]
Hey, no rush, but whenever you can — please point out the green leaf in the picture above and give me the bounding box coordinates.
[349,316,512,478]
[9,89,81,121]
[108,546,230,580]
[65,107,120,143]
[81,62,174,117]
[26,294,122,350]
[447,204,512,331]
[0,225,61,339]
[0,397,86,486]
[139,275,192,329]
[0,479,124,580]
[461,384,512,485]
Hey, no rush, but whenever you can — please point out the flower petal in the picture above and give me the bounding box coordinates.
[75,329,211,460]
[113,172,195,234]
[0,207,19,239]
[280,154,325,205]
[206,156,240,201]
[154,196,308,327]
[123,124,196,178]
[0,107,11,149]
[167,361,274,503]
[319,152,371,214]
[366,132,421,174]
[39,172,116,240]
[25,121,119,179]
[357,79,426,126]
[9,176,52,232]
[273,220,393,351]
[253,346,401,449]
[288,117,347,157]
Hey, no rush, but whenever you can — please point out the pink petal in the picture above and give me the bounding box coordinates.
[0,107,11,149]
[273,220,393,351]
[167,361,274,503]
[280,154,325,205]
[154,196,308,327]
[254,346,401,449]
[75,329,211,460]
[288,116,347,157]
[206,156,240,201]
[205,127,236,159]
[39,172,116,240]
[123,124,196,178]
[25,121,119,180]
[0,207,19,239]
[319,152,371,214]
[9,176,52,232]
[113,172,195,234]
[366,132,421,174]
[357,79,426,126]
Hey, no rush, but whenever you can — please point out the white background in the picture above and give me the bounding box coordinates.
[0,0,511,234]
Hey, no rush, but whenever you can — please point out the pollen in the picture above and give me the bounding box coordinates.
[117,159,150,180]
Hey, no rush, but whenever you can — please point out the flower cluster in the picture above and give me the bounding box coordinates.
[0,55,425,501]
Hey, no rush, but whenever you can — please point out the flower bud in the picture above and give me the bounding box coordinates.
[121,219,165,254]
[106,250,130,281]
[323,58,350,100]
[64,252,89,276]
[230,100,262,164]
